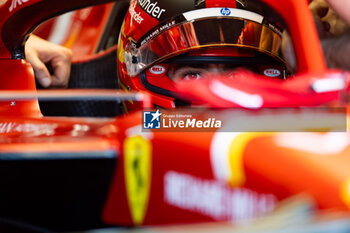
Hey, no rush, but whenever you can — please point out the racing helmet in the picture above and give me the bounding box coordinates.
[117,0,288,109]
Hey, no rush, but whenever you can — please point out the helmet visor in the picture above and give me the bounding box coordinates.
[124,15,283,76]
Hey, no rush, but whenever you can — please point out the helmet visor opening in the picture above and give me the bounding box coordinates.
[165,54,285,82]
[125,16,284,77]
[140,52,286,100]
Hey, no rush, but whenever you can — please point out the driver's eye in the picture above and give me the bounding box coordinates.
[183,72,202,80]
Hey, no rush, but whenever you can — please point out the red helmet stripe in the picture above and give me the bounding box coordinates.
[205,0,236,8]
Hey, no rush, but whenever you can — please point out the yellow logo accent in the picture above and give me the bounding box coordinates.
[118,39,125,63]
[118,21,126,63]
[63,26,80,48]
[124,135,152,225]
[229,133,273,187]
[340,177,350,208]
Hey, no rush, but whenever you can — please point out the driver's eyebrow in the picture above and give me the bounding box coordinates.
[176,64,208,69]
[168,64,204,74]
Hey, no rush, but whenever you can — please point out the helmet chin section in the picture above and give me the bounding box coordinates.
[140,66,176,98]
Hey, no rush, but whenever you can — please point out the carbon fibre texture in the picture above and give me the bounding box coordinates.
[38,48,123,117]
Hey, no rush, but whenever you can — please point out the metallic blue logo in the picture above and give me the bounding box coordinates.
[143,110,161,129]
[220,8,231,16]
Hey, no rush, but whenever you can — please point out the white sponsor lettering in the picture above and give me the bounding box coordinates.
[0,122,57,136]
[164,171,276,221]
[9,0,28,12]
[71,124,90,137]
[263,68,281,77]
[0,122,16,133]
[129,2,144,24]
[149,65,166,75]
[159,21,175,31]
[138,0,165,19]
[141,20,175,45]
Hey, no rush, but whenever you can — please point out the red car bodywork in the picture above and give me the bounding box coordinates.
[0,0,350,231]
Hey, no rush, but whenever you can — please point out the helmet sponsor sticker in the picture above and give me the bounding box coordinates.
[220,8,231,16]
[183,8,263,23]
[8,0,29,12]
[129,1,144,24]
[137,0,166,19]
[124,135,152,225]
[263,68,281,77]
[140,20,176,46]
[149,65,166,75]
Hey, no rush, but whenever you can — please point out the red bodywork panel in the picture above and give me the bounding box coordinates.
[0,59,41,117]
[0,116,119,153]
[0,0,349,229]
[62,4,115,61]
[102,110,350,225]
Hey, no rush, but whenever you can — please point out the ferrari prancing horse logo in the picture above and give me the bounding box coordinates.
[124,135,152,225]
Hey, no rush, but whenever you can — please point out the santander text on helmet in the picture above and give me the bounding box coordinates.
[138,0,166,19]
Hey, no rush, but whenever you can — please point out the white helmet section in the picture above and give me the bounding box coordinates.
[182,7,263,23]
